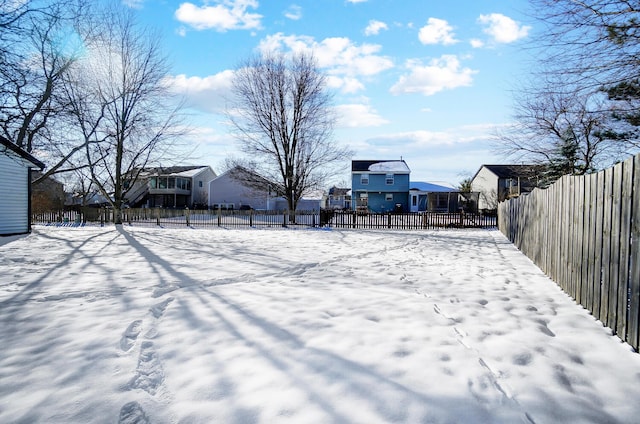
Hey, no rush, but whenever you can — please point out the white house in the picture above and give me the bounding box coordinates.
[126,165,216,208]
[471,164,543,212]
[0,136,45,235]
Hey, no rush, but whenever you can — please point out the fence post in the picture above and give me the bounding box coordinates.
[156,207,161,226]
[459,210,464,227]
[283,211,287,227]
[387,213,391,228]
[100,207,104,227]
[249,209,253,227]
[185,207,190,227]
[217,206,221,227]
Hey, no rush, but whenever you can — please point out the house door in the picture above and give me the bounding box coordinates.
[410,194,419,212]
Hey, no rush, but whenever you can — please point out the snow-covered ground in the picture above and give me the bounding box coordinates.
[1,226,640,424]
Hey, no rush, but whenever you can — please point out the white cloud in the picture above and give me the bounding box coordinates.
[390,55,477,96]
[364,20,388,36]
[258,33,394,93]
[166,71,236,113]
[174,1,262,32]
[284,5,302,21]
[478,13,530,44]
[335,103,389,128]
[122,0,144,9]
[346,0,368,3]
[470,38,484,48]
[326,76,365,94]
[418,18,457,45]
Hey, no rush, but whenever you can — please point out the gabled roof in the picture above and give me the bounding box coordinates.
[0,135,45,170]
[142,165,210,176]
[410,181,458,192]
[475,164,543,180]
[328,186,350,196]
[352,160,410,173]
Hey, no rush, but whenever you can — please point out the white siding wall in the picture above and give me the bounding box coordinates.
[191,167,217,206]
[0,152,31,235]
[471,167,499,211]
[209,172,273,210]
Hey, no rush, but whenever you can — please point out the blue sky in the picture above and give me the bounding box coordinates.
[131,0,534,187]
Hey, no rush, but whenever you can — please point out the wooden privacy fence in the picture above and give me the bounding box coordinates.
[34,208,496,230]
[498,154,640,351]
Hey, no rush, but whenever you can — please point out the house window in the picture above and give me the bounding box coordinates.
[385,193,393,201]
[199,180,203,188]
[437,194,448,209]
[386,174,394,185]
[361,174,369,185]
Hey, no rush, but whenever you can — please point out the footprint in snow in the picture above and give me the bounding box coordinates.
[127,341,164,395]
[120,320,143,352]
[118,401,150,424]
[149,297,174,319]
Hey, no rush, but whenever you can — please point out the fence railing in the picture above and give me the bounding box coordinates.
[324,210,495,230]
[33,208,497,230]
[498,154,640,351]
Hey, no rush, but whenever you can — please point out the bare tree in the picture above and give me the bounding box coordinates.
[0,0,91,184]
[65,5,184,224]
[511,0,640,174]
[528,0,640,89]
[228,52,351,219]
[496,87,632,184]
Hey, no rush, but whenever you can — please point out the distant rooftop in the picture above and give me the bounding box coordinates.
[352,160,410,173]
[410,182,458,192]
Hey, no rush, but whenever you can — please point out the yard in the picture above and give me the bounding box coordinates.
[1,226,640,423]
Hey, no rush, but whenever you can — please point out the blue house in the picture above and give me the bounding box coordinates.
[351,160,410,213]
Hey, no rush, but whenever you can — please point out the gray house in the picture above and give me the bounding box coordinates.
[209,167,275,210]
[471,164,543,212]
[0,136,45,235]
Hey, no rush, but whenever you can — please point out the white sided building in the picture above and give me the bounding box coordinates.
[0,136,45,235]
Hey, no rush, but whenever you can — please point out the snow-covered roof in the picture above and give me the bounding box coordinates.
[352,160,410,173]
[410,181,458,193]
[368,161,410,173]
[170,166,210,178]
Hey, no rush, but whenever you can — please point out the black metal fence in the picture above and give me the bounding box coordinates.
[34,208,496,230]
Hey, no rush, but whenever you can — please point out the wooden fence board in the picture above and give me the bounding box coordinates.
[629,155,640,351]
[575,175,585,304]
[608,164,623,332]
[601,168,614,327]
[617,158,633,339]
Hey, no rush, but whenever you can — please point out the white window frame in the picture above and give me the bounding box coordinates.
[385,174,394,185]
[361,173,369,185]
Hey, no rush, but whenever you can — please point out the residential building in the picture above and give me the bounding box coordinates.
[471,164,543,212]
[210,167,327,211]
[209,167,274,210]
[409,181,460,212]
[31,172,65,213]
[0,135,45,235]
[126,165,216,208]
[327,186,351,210]
[351,160,410,213]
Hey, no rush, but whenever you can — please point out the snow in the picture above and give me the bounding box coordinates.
[368,161,410,173]
[2,226,640,424]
